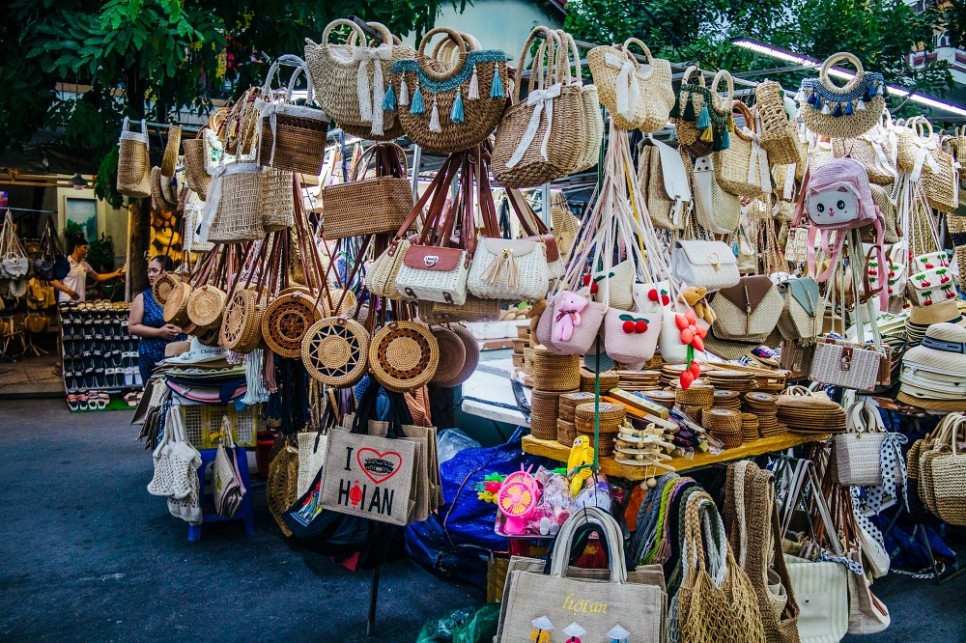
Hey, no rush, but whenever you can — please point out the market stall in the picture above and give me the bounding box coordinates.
[124,16,966,639]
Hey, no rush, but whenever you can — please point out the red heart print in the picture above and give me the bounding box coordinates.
[356,448,403,484]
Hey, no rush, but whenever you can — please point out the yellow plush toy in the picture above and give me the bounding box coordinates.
[679,286,715,325]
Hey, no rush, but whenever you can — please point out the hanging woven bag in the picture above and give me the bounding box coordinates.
[181,128,212,201]
[587,37,674,132]
[754,80,801,166]
[672,68,733,157]
[116,117,152,198]
[798,52,886,139]
[388,28,508,154]
[713,101,771,198]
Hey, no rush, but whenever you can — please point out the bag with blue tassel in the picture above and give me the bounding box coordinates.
[797,52,886,140]
[670,67,734,157]
[388,28,509,154]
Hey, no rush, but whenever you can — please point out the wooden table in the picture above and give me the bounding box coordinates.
[522,432,832,481]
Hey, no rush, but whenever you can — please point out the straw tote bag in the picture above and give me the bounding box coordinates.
[672,68,734,157]
[924,135,961,214]
[181,128,211,201]
[832,111,899,186]
[755,80,801,166]
[691,154,741,235]
[116,117,152,198]
[587,37,674,134]
[321,142,412,239]
[491,27,585,188]
[638,138,690,231]
[709,275,784,344]
[556,30,603,173]
[929,414,966,526]
[305,20,414,141]
[833,399,888,487]
[256,55,329,176]
[714,101,771,198]
[798,52,886,140]
[389,28,508,154]
[497,507,666,642]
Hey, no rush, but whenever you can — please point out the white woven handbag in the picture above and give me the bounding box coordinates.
[833,400,888,486]
[671,239,740,292]
[467,237,551,300]
[395,245,470,305]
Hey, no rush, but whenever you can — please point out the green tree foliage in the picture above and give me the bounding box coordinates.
[565,0,952,120]
[3,0,463,205]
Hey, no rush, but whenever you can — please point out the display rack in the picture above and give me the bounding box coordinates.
[59,300,141,408]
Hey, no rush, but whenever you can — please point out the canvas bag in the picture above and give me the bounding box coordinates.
[320,385,417,526]
[497,506,666,642]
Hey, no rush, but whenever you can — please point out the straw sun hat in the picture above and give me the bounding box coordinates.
[898,322,966,411]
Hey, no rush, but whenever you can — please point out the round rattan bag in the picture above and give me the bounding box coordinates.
[301,316,370,387]
[220,289,264,353]
[429,326,467,386]
[261,290,323,359]
[163,282,193,326]
[433,323,479,388]
[369,321,440,392]
[152,272,181,307]
[187,285,227,330]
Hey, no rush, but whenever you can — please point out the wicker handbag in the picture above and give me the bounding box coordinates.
[754,80,801,166]
[203,162,266,243]
[163,281,193,326]
[691,155,741,235]
[924,135,960,213]
[369,321,440,392]
[491,27,586,188]
[181,128,211,200]
[304,20,413,141]
[671,239,741,292]
[832,110,899,186]
[555,30,603,173]
[638,139,690,231]
[799,52,886,139]
[776,276,824,341]
[260,168,295,232]
[587,37,674,133]
[809,337,884,391]
[116,117,152,198]
[419,296,502,323]
[709,275,783,343]
[301,316,370,387]
[160,123,182,178]
[262,289,323,359]
[220,288,265,354]
[672,68,733,157]
[389,28,508,154]
[321,142,412,239]
[256,55,329,175]
[714,101,771,197]
[927,413,966,526]
[833,399,888,487]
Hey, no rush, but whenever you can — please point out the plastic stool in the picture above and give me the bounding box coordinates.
[188,447,256,541]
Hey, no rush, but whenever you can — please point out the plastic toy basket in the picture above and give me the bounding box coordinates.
[178,403,260,448]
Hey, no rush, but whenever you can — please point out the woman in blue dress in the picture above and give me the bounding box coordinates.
[128,256,186,384]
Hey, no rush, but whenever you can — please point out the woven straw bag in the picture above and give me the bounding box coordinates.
[556,30,603,173]
[256,55,329,176]
[267,441,300,537]
[601,305,662,364]
[117,117,152,198]
[691,155,741,235]
[587,38,673,133]
[709,276,783,343]
[924,135,960,213]
[419,296,502,323]
[220,288,264,354]
[799,52,886,139]
[832,110,899,186]
[163,282,193,326]
[366,238,410,299]
[638,141,688,231]
[152,272,181,307]
[181,129,211,200]
[776,276,824,341]
[219,88,262,158]
[672,68,734,157]
[204,163,265,243]
[260,168,295,232]
[389,29,508,154]
[368,321,440,392]
[321,143,412,239]
[754,80,800,166]
[262,289,323,359]
[301,316,370,387]
[671,239,741,292]
[187,285,227,331]
[491,27,586,188]
[304,20,413,141]
[714,101,771,197]
[676,493,767,643]
[160,124,182,177]
[833,399,888,486]
[930,414,966,526]
[809,337,883,391]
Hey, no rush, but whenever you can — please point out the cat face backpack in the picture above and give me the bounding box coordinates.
[797,157,887,309]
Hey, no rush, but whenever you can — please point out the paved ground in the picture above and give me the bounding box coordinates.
[0,397,964,642]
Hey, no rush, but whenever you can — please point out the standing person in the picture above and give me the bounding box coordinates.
[51,237,125,375]
[51,238,125,302]
[128,256,186,384]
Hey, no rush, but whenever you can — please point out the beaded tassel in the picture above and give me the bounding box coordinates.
[399,77,410,106]
[670,92,681,120]
[382,84,397,112]
[468,67,480,100]
[450,90,464,124]
[696,104,711,130]
[429,98,442,132]
[490,65,504,99]
[410,82,425,114]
